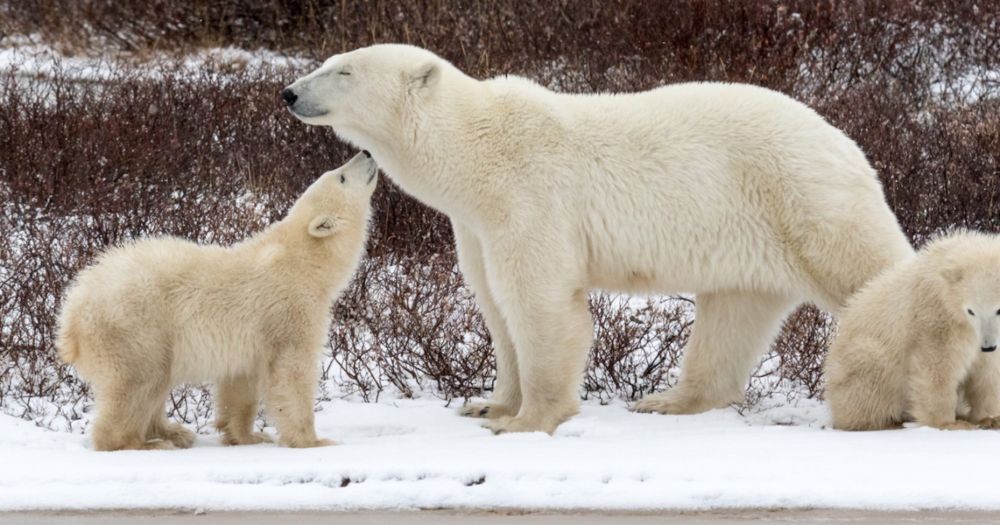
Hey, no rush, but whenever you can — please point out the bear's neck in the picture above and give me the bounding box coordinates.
[345,74,508,233]
[240,220,366,300]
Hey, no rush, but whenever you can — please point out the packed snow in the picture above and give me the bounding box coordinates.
[3,398,1000,512]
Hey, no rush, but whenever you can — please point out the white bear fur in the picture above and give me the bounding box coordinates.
[56,153,377,450]
[285,44,913,434]
[825,230,1000,431]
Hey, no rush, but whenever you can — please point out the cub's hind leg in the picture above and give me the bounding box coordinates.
[91,369,174,451]
[825,337,906,431]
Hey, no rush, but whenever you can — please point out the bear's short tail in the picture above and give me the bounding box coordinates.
[55,320,80,364]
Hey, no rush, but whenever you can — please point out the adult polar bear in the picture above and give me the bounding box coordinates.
[284,44,912,434]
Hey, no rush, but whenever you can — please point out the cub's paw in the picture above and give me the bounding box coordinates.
[459,401,516,420]
[222,431,273,446]
[977,417,1000,430]
[483,415,557,435]
[141,439,177,451]
[158,425,196,449]
[282,436,338,448]
[934,420,977,431]
[632,390,716,415]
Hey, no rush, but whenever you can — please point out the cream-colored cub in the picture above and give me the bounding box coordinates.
[825,230,1000,431]
[56,152,377,451]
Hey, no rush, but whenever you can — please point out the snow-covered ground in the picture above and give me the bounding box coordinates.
[3,398,1000,512]
[4,36,1000,515]
[0,36,312,81]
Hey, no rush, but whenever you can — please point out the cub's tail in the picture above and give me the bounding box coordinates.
[55,317,80,364]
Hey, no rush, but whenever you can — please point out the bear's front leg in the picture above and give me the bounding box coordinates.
[453,222,521,420]
[216,373,272,445]
[909,340,969,430]
[481,248,592,435]
[264,349,335,448]
[963,354,1000,429]
[148,414,196,449]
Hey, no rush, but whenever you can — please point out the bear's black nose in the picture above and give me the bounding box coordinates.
[281,88,298,106]
[983,346,997,353]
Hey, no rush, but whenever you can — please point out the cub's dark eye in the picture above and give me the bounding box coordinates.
[338,70,351,76]
[996,309,1000,316]
[968,309,976,316]
[339,174,346,184]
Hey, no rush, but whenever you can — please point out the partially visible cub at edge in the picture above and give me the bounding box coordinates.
[825,230,1000,431]
[56,152,377,451]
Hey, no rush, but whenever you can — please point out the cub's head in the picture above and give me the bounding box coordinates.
[289,151,378,241]
[281,44,449,147]
[938,236,1000,353]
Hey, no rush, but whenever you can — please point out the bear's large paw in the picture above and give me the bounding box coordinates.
[459,401,517,420]
[978,417,1000,429]
[483,415,558,435]
[140,439,177,451]
[281,436,338,448]
[631,390,721,415]
[222,431,273,446]
[162,425,196,449]
[932,420,977,431]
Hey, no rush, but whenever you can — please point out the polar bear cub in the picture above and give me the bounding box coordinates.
[825,230,1000,430]
[56,152,377,451]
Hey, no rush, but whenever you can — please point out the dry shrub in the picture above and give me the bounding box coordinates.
[0,63,451,428]
[325,253,493,402]
[2,1,999,429]
[584,296,693,403]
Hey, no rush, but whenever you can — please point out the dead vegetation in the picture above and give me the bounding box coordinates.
[1,1,998,430]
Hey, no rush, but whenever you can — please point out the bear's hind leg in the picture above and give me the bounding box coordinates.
[796,203,913,313]
[91,375,174,451]
[825,336,906,430]
[634,291,796,415]
[453,223,521,420]
[148,413,196,449]
[215,374,271,445]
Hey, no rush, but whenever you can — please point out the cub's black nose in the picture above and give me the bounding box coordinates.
[281,88,298,106]
[362,150,371,158]
[983,346,997,353]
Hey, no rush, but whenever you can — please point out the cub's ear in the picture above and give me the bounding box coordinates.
[307,215,341,238]
[941,264,964,284]
[410,61,440,91]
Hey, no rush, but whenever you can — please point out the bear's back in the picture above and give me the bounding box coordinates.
[63,237,225,325]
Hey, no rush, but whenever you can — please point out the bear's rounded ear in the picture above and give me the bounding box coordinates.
[410,61,440,91]
[941,264,964,285]
[308,214,340,238]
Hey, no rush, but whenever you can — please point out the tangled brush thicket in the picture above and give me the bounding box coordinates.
[1,1,998,430]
